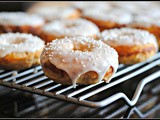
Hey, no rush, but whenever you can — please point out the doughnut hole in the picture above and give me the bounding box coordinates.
[72,42,94,52]
[10,38,25,44]
[39,19,100,43]
[65,23,77,28]
[0,38,24,45]
[40,32,100,44]
[41,59,114,85]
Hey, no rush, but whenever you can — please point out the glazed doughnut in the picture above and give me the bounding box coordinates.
[128,8,160,48]
[82,8,132,31]
[0,33,45,70]
[40,19,100,43]
[0,12,45,35]
[110,2,156,13]
[72,2,112,13]
[28,5,80,22]
[40,37,118,86]
[101,28,158,65]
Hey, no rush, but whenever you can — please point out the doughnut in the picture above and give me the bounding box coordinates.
[28,5,80,22]
[101,28,158,65]
[128,8,160,48]
[0,12,45,35]
[40,19,100,43]
[40,37,118,86]
[82,8,132,31]
[72,1,112,13]
[0,33,45,70]
[110,1,156,13]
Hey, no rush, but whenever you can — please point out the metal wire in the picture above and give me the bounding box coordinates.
[0,52,160,108]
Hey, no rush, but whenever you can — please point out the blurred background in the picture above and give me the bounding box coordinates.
[0,2,158,12]
[0,2,33,11]
[0,2,72,11]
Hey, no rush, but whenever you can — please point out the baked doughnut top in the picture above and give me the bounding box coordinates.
[42,19,100,37]
[128,8,160,27]
[130,15,160,27]
[110,2,155,13]
[72,1,112,11]
[0,12,44,26]
[82,8,132,24]
[101,28,158,49]
[28,6,78,21]
[0,33,44,57]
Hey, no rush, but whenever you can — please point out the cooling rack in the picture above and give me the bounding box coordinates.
[0,52,160,108]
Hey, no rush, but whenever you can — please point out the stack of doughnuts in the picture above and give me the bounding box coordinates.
[0,2,159,87]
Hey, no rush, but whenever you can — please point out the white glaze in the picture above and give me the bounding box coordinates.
[111,2,155,13]
[0,12,44,26]
[101,28,158,50]
[72,1,112,11]
[132,6,160,16]
[129,11,160,28]
[82,8,132,24]
[29,6,77,21]
[41,37,119,87]
[42,18,100,37]
[127,6,160,27]
[0,33,45,58]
